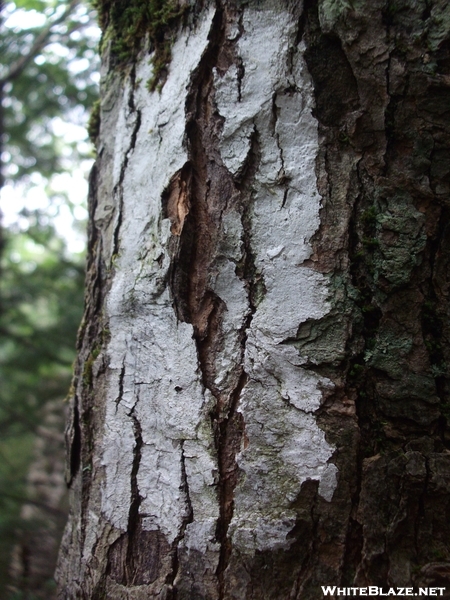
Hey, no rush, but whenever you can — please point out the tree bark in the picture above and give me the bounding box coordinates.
[56,0,450,598]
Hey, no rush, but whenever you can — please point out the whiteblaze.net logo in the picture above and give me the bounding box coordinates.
[321,586,447,597]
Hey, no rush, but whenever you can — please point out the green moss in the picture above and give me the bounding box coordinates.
[349,363,364,379]
[361,207,377,226]
[362,236,380,250]
[147,38,173,92]
[82,345,101,388]
[93,0,185,91]
[367,332,413,377]
[87,99,101,145]
[338,129,350,144]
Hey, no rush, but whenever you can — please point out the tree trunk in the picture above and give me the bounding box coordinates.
[56,0,450,598]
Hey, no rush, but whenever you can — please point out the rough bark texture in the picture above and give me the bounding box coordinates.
[56,0,450,598]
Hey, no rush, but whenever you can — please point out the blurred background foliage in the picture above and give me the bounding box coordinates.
[0,0,99,597]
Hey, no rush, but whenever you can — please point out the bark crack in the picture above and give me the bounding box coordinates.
[292,484,320,599]
[236,56,245,103]
[215,371,247,599]
[271,90,294,211]
[166,440,194,590]
[215,124,262,600]
[271,91,286,180]
[164,6,264,594]
[112,71,142,259]
[114,360,126,414]
[164,6,244,595]
[236,9,245,105]
[125,411,143,585]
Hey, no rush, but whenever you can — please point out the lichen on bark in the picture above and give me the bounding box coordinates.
[57,0,450,597]
[93,0,187,90]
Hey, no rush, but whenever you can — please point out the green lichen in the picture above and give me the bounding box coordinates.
[353,190,427,293]
[365,331,413,377]
[348,363,364,379]
[376,193,427,288]
[93,0,186,91]
[101,327,111,344]
[318,0,365,30]
[251,273,267,308]
[338,130,350,145]
[362,236,380,250]
[426,2,450,52]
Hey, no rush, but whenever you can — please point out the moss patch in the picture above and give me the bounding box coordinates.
[93,0,186,90]
[83,345,101,388]
[88,98,101,145]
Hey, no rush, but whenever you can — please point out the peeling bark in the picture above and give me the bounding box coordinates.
[57,0,450,598]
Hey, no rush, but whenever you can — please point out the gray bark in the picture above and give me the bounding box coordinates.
[57,0,450,598]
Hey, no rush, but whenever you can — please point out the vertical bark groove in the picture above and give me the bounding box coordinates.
[165,442,194,593]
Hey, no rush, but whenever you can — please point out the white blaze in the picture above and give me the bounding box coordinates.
[99,3,337,562]
[101,8,219,550]
[214,9,337,552]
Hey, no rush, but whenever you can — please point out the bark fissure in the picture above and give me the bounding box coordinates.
[235,125,263,308]
[164,6,250,594]
[112,99,142,259]
[166,441,194,592]
[114,361,126,414]
[215,372,246,599]
[271,92,288,189]
[165,5,274,592]
[291,484,320,598]
[125,412,143,585]
[213,124,262,597]
[420,205,450,448]
[67,399,81,484]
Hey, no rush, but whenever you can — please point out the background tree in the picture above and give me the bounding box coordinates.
[0,0,99,596]
[57,0,450,598]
